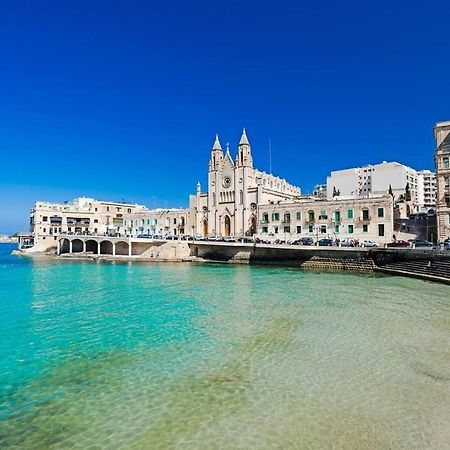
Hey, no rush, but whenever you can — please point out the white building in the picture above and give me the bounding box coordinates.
[28,197,146,252]
[326,161,434,211]
[416,170,436,211]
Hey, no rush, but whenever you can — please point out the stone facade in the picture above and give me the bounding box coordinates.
[28,197,146,252]
[434,120,450,241]
[188,130,301,237]
[256,195,394,245]
[123,208,189,237]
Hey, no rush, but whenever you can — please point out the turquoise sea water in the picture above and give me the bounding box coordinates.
[1,243,450,449]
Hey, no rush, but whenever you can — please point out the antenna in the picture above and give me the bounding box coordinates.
[269,138,272,174]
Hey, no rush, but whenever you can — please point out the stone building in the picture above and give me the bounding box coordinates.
[27,197,146,252]
[256,195,394,244]
[123,208,189,237]
[188,130,302,237]
[434,120,450,241]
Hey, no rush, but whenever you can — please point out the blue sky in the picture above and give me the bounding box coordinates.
[1,1,449,233]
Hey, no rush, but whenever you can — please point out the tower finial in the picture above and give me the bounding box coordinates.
[239,128,249,146]
[212,134,222,150]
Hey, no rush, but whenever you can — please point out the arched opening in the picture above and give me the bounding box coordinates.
[72,239,83,253]
[115,241,129,256]
[61,238,70,254]
[224,215,231,237]
[100,240,113,255]
[203,219,208,237]
[86,239,98,254]
[193,246,199,257]
[249,216,256,235]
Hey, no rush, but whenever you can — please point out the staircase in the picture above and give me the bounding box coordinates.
[376,258,450,284]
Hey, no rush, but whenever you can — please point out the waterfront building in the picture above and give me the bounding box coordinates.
[123,208,189,237]
[29,197,146,252]
[188,130,302,237]
[256,195,394,244]
[326,161,433,212]
[434,120,450,241]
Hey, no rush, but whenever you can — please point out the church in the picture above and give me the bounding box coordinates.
[189,129,302,237]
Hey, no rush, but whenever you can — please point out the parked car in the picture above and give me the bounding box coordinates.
[295,237,314,246]
[239,237,254,243]
[362,240,378,247]
[443,239,450,250]
[410,239,434,248]
[340,238,355,247]
[223,236,236,242]
[318,238,333,247]
[386,240,410,248]
[194,235,206,241]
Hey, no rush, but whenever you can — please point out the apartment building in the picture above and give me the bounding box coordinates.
[416,170,437,211]
[29,197,146,252]
[326,161,425,210]
[257,195,394,244]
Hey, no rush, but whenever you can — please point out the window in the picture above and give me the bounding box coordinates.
[174,218,177,225]
[94,219,98,223]
[296,212,301,220]
[296,226,302,233]
[262,213,269,223]
[283,213,291,222]
[334,211,340,222]
[308,211,315,222]
[362,209,369,220]
[147,219,150,225]
[445,176,450,188]
[240,190,243,204]
[443,157,450,169]
[334,225,339,233]
[274,226,279,234]
[378,224,385,237]
[377,208,384,218]
[272,212,280,221]
[347,209,353,219]
[308,225,313,233]
[363,224,368,232]
[106,206,110,212]
[42,216,48,222]
[95,208,98,212]
[319,210,328,220]
[43,228,46,233]
[262,226,268,233]
[284,226,290,233]
[320,225,327,233]
[348,224,354,234]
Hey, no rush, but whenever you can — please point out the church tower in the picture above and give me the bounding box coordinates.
[235,129,254,236]
[208,134,223,236]
[236,128,253,168]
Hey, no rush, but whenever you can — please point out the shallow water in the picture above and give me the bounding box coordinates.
[1,243,450,449]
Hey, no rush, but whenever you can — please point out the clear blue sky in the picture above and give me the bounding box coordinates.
[1,1,449,234]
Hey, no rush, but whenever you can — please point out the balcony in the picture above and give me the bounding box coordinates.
[305,219,315,225]
[282,219,291,224]
[260,219,269,224]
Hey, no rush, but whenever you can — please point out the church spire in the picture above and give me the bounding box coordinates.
[209,133,224,172]
[239,128,249,146]
[212,134,222,151]
[236,128,253,168]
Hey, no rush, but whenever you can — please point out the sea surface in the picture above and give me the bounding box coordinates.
[1,243,450,449]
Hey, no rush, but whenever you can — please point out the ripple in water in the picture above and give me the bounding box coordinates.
[1,253,450,449]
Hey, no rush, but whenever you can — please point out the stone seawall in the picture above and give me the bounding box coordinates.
[190,243,375,272]
[189,242,450,282]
